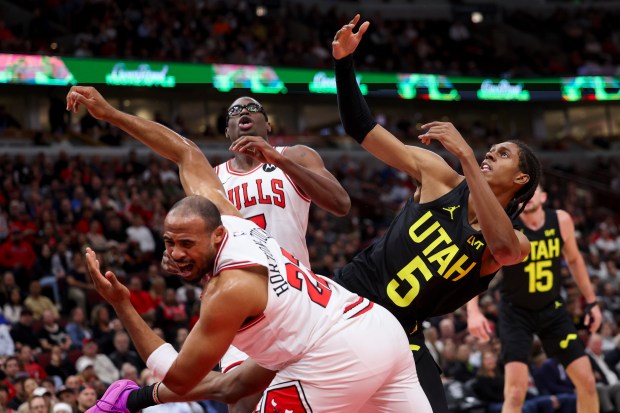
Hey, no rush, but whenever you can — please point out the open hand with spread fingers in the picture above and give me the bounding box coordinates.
[332,14,370,60]
[84,247,130,305]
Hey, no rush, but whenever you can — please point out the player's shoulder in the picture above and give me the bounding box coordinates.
[554,209,573,224]
[280,144,321,160]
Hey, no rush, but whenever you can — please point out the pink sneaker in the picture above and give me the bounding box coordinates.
[86,379,140,413]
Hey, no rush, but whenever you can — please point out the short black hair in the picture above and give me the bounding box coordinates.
[169,195,222,232]
[505,140,542,220]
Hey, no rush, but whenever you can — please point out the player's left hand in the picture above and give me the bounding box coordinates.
[230,136,283,165]
[85,247,130,305]
[584,301,602,333]
[419,121,474,159]
[332,15,370,60]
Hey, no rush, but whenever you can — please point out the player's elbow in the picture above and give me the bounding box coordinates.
[491,245,524,266]
[332,195,351,217]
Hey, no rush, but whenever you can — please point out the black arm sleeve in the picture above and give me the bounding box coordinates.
[334,56,377,144]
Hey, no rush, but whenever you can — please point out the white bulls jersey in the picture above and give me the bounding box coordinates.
[215,215,374,371]
[215,147,311,268]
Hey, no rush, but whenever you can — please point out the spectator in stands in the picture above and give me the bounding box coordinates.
[127,276,155,323]
[88,305,113,354]
[17,346,46,382]
[0,227,35,289]
[10,310,39,351]
[44,345,76,382]
[531,354,577,412]
[3,287,23,325]
[154,288,187,342]
[23,281,58,321]
[65,254,92,317]
[444,343,477,383]
[64,307,91,350]
[75,338,118,386]
[0,383,12,413]
[32,244,61,308]
[108,331,142,372]
[586,333,620,413]
[37,309,71,352]
[27,394,46,413]
[55,386,76,409]
[75,385,96,413]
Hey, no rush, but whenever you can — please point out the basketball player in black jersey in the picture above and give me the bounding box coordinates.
[468,185,601,413]
[331,15,542,413]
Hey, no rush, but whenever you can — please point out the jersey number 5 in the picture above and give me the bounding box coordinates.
[281,248,332,308]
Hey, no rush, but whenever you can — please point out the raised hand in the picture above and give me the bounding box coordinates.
[84,247,130,305]
[332,14,370,60]
[66,86,116,120]
[419,121,474,159]
[230,136,283,165]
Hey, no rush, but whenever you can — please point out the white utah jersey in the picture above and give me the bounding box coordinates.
[215,216,373,371]
[215,147,311,268]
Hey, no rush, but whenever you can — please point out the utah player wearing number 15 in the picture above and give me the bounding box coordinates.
[467,185,601,413]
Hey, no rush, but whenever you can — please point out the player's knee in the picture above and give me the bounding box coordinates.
[574,370,597,394]
[504,383,527,407]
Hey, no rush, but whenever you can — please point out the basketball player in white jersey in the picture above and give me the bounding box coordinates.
[67,87,432,413]
[213,98,350,412]
[216,96,351,268]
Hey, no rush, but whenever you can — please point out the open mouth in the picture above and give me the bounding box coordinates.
[480,161,492,172]
[239,116,254,131]
[176,262,194,273]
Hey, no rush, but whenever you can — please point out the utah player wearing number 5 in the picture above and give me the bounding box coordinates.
[332,15,541,413]
[467,185,601,413]
[67,87,432,413]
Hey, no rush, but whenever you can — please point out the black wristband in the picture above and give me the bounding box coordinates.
[585,300,599,314]
[126,383,157,413]
[584,300,599,326]
[334,56,377,144]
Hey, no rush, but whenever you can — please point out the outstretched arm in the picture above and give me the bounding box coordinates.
[156,359,276,404]
[332,15,461,200]
[66,86,240,218]
[231,137,351,216]
[559,209,601,333]
[85,247,266,396]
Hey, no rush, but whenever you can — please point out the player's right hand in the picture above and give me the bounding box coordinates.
[66,86,115,120]
[332,14,370,60]
[467,312,492,343]
[84,247,130,305]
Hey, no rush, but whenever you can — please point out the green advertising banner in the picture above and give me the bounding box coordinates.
[1,53,619,102]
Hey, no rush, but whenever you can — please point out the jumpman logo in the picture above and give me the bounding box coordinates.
[560,333,577,349]
[442,205,461,220]
[555,301,562,309]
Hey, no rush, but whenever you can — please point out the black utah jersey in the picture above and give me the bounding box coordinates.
[335,180,496,334]
[501,209,564,310]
